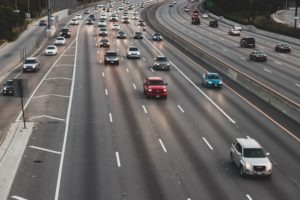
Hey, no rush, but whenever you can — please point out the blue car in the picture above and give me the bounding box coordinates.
[202,72,223,88]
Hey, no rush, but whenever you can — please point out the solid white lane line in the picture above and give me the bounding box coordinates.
[29,145,61,155]
[142,105,148,114]
[116,152,121,167]
[274,60,282,65]
[177,105,184,113]
[102,72,105,77]
[11,196,27,200]
[202,137,214,150]
[246,194,253,200]
[105,89,108,95]
[159,139,167,153]
[150,68,154,72]
[55,15,83,200]
[264,68,272,73]
[133,83,137,90]
[126,68,129,72]
[240,57,246,60]
[109,113,113,123]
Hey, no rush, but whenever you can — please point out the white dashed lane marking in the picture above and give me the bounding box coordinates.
[177,105,184,113]
[202,137,214,150]
[159,139,167,153]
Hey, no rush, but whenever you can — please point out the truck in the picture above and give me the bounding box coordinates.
[192,15,200,25]
[191,9,200,25]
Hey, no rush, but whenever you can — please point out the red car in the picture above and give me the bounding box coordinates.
[143,77,168,99]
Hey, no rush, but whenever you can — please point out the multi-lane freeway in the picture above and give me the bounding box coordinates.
[1,0,300,200]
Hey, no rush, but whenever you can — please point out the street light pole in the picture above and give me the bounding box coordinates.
[47,0,52,29]
[295,1,298,28]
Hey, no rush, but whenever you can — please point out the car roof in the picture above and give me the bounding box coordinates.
[236,138,262,149]
[26,57,37,60]
[207,72,219,76]
[147,77,163,81]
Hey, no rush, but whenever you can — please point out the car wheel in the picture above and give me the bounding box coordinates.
[230,153,234,164]
[240,166,245,177]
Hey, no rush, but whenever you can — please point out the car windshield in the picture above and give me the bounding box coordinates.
[106,52,117,56]
[47,46,55,50]
[154,33,161,36]
[57,37,64,40]
[157,57,167,61]
[5,81,14,86]
[243,148,266,158]
[149,80,164,85]
[207,74,220,79]
[101,39,108,42]
[25,59,37,64]
[61,29,69,32]
[129,48,138,51]
[135,32,142,35]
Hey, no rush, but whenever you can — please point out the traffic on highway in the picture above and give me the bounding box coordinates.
[0,0,299,200]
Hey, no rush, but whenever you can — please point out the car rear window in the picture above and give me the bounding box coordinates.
[149,80,164,85]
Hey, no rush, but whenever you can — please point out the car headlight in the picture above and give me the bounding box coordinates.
[154,62,159,66]
[266,162,272,171]
[208,81,212,84]
[245,162,252,170]
[219,81,223,84]
[163,88,167,92]
[148,88,152,92]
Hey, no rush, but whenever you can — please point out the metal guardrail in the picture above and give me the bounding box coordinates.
[142,3,300,124]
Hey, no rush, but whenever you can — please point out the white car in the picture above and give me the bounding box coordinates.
[23,57,40,72]
[233,24,242,31]
[98,20,106,27]
[228,28,241,36]
[100,14,107,20]
[76,14,82,20]
[112,23,120,31]
[184,6,189,12]
[70,18,79,25]
[202,13,209,18]
[127,46,141,58]
[54,36,66,46]
[44,45,58,56]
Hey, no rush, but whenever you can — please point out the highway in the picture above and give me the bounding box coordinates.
[3,1,300,200]
[153,1,300,104]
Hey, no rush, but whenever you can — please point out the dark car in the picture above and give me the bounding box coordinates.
[104,51,119,65]
[275,43,291,53]
[153,55,170,70]
[202,72,223,88]
[2,80,14,96]
[137,20,145,27]
[60,28,71,38]
[116,31,127,39]
[209,20,218,27]
[133,32,143,39]
[240,37,255,48]
[39,20,47,26]
[99,39,110,47]
[89,14,96,20]
[152,32,163,41]
[250,51,267,62]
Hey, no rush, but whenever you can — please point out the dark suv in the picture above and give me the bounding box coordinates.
[209,20,218,27]
[104,51,119,65]
[2,80,14,96]
[240,37,255,48]
[60,28,71,38]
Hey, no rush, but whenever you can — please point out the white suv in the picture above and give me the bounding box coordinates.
[127,46,140,59]
[230,138,272,177]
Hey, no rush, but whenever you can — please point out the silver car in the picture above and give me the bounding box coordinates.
[230,138,272,177]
